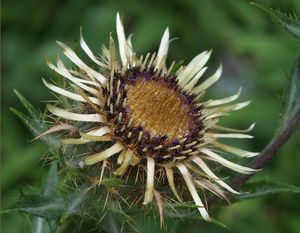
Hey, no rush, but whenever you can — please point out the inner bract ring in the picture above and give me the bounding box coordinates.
[102,68,204,163]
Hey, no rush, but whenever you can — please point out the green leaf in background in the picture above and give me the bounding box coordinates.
[32,217,52,233]
[1,144,44,190]
[62,188,92,219]
[279,56,300,130]
[10,90,61,149]
[31,163,60,233]
[102,213,124,233]
[251,2,300,39]
[43,163,59,197]
[102,210,139,233]
[234,180,300,201]
[1,164,62,233]
[13,89,40,120]
[1,194,64,220]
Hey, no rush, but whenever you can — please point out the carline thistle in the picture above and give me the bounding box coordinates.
[44,13,259,221]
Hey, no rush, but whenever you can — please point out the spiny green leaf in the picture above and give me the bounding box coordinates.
[102,209,139,233]
[235,180,300,200]
[102,213,123,233]
[12,90,61,149]
[32,217,52,233]
[44,163,59,197]
[30,164,60,233]
[14,89,40,119]
[1,195,64,220]
[10,107,60,149]
[250,2,300,39]
[63,189,91,218]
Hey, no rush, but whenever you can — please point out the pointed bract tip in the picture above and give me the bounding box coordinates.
[79,161,85,169]
[41,78,48,85]
[164,27,170,36]
[13,89,18,95]
[116,12,122,26]
[237,87,243,94]
[249,123,256,131]
[216,63,223,75]
[79,26,84,40]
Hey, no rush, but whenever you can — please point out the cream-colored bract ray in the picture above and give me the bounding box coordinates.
[212,123,256,133]
[165,167,183,202]
[143,157,156,205]
[200,148,259,174]
[80,133,111,142]
[203,112,229,121]
[202,118,219,130]
[126,34,134,59]
[176,163,211,221]
[47,104,104,122]
[43,79,101,106]
[84,142,124,165]
[206,133,253,139]
[183,67,208,93]
[212,140,259,158]
[69,70,102,87]
[117,150,126,165]
[61,138,90,144]
[192,157,239,194]
[147,52,157,70]
[194,179,227,200]
[56,41,106,84]
[83,127,111,137]
[47,58,100,96]
[80,28,107,68]
[206,88,242,107]
[177,50,211,88]
[114,149,134,176]
[193,64,223,96]
[203,101,251,116]
[61,127,107,145]
[116,12,130,67]
[155,28,170,71]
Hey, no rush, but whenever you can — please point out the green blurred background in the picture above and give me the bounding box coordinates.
[1,0,300,232]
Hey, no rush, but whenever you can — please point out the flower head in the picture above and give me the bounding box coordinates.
[44,13,258,221]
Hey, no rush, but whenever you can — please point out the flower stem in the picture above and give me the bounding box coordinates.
[229,104,300,190]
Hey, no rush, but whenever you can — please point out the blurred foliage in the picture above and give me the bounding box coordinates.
[251,2,300,39]
[1,0,300,232]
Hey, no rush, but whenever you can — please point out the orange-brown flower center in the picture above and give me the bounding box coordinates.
[103,69,204,161]
[126,78,194,142]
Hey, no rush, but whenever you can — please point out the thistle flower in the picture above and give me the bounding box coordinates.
[44,13,259,221]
